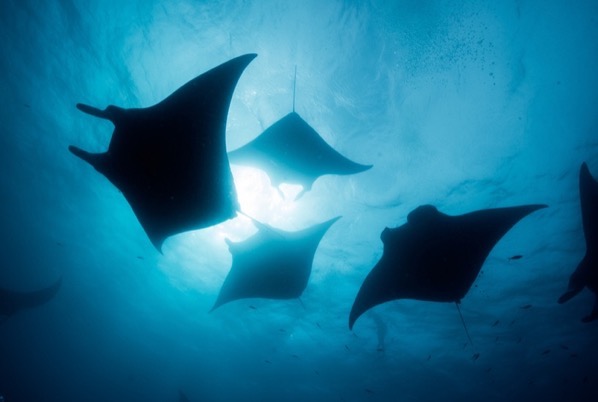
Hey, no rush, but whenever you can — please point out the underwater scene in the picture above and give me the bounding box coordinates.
[1,0,597,401]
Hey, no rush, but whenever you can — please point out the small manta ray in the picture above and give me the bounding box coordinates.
[349,204,546,330]
[0,277,62,317]
[228,69,371,199]
[69,54,257,251]
[210,216,340,311]
[558,162,598,322]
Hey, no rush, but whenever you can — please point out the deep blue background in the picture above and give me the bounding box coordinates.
[1,1,597,401]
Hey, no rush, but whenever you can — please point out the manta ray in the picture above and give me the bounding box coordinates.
[69,54,257,251]
[349,204,546,330]
[211,216,340,311]
[558,162,598,322]
[0,277,62,317]
[227,71,371,199]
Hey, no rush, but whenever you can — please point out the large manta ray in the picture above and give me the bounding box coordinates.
[69,54,257,251]
[211,216,340,311]
[349,204,546,330]
[228,84,371,199]
[0,277,62,317]
[558,162,598,322]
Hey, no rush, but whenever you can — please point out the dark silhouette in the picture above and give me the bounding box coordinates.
[349,204,546,329]
[228,70,370,199]
[559,162,598,322]
[211,217,340,311]
[69,54,257,251]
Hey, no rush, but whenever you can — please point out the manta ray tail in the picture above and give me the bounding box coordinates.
[298,297,306,310]
[292,65,297,112]
[455,302,473,347]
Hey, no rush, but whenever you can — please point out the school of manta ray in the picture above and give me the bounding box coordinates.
[5,54,596,343]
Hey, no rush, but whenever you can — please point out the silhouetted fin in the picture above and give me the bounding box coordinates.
[456,302,473,346]
[349,204,547,330]
[69,54,257,251]
[0,276,62,316]
[211,216,340,311]
[559,162,598,322]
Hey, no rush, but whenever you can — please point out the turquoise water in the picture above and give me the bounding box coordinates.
[0,1,597,401]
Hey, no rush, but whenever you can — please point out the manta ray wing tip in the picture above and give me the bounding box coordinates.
[209,299,226,313]
[233,53,258,67]
[524,204,548,213]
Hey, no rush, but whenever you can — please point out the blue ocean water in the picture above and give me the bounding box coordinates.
[0,0,597,401]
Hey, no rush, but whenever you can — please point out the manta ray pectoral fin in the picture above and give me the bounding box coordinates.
[558,287,583,304]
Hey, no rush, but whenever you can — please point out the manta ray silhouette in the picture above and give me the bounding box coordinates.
[349,204,546,330]
[0,277,62,317]
[228,71,371,199]
[558,162,598,322]
[69,54,257,251]
[211,216,340,311]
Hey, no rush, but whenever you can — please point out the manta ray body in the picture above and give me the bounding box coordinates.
[70,54,257,250]
[211,216,340,311]
[228,73,372,199]
[349,204,546,329]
